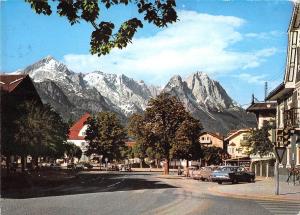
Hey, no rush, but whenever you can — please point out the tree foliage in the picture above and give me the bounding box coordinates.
[128,93,203,174]
[13,102,69,158]
[64,142,83,161]
[248,121,275,157]
[85,112,127,161]
[25,0,178,56]
[202,146,229,166]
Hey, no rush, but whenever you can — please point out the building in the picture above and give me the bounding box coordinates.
[266,2,300,180]
[199,132,224,149]
[1,74,43,169]
[224,129,251,167]
[0,74,42,105]
[67,113,91,162]
[246,98,277,129]
[246,99,277,177]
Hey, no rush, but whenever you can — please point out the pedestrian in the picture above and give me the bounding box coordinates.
[178,166,181,175]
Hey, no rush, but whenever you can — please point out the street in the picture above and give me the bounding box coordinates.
[2,172,300,215]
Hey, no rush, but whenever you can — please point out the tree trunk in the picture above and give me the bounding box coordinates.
[21,155,26,172]
[164,158,169,175]
[32,155,38,169]
[6,155,10,176]
[186,159,189,177]
[140,158,143,168]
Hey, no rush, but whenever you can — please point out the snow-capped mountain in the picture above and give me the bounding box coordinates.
[18,56,159,121]
[16,56,255,134]
[163,73,256,134]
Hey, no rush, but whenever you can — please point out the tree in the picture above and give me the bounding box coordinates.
[25,0,178,56]
[85,112,127,162]
[64,142,83,162]
[248,121,274,157]
[144,93,188,174]
[16,102,68,160]
[127,113,149,167]
[202,146,229,166]
[13,101,69,171]
[171,116,203,175]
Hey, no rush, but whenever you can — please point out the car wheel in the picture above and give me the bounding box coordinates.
[217,181,222,184]
[232,178,238,184]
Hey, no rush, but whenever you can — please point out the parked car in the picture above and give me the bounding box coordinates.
[192,166,217,181]
[67,163,75,169]
[75,162,93,170]
[83,163,93,170]
[211,166,255,184]
[183,166,198,177]
[49,163,61,170]
[119,164,132,172]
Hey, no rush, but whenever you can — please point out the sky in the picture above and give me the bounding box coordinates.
[0,0,295,107]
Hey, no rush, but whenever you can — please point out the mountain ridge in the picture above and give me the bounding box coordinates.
[15,56,256,135]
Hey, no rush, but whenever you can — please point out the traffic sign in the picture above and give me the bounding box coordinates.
[274,147,286,163]
[105,158,108,162]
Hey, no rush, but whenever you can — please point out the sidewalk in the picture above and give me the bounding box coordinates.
[209,177,300,202]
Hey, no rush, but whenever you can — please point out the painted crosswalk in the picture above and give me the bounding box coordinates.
[256,200,300,215]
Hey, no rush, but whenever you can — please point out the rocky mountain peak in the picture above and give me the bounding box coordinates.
[15,57,256,135]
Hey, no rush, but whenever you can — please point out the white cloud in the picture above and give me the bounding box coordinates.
[245,30,284,39]
[235,73,281,90]
[63,10,277,85]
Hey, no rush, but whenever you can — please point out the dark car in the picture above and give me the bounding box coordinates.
[211,166,255,184]
[67,163,75,169]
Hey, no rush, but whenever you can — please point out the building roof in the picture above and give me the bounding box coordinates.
[200,131,223,140]
[225,129,251,141]
[0,74,28,92]
[246,102,277,113]
[288,2,300,32]
[266,82,293,101]
[68,113,91,140]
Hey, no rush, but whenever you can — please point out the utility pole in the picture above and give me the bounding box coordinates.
[264,82,268,101]
[275,160,279,195]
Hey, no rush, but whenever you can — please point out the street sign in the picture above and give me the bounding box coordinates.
[274,147,286,163]
[105,158,108,162]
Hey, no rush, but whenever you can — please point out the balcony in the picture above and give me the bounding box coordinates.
[199,139,212,145]
[240,139,251,147]
[284,108,300,128]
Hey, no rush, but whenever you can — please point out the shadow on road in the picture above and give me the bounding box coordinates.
[1,171,178,199]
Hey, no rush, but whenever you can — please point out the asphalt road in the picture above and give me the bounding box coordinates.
[1,172,300,215]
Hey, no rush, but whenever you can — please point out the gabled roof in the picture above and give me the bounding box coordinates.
[225,129,250,141]
[288,2,300,32]
[246,102,277,113]
[266,82,293,101]
[0,74,28,92]
[200,131,223,140]
[68,113,91,140]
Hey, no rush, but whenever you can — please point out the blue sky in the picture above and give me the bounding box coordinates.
[1,0,295,106]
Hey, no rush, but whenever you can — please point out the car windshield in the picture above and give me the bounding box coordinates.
[217,167,238,172]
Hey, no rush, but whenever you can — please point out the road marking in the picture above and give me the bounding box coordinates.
[256,200,300,215]
[107,181,121,188]
[133,189,146,194]
[153,189,167,194]
[173,189,184,195]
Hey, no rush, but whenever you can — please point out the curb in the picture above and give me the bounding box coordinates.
[207,186,300,203]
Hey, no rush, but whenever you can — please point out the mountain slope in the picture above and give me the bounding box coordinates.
[164,72,256,134]
[17,56,255,134]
